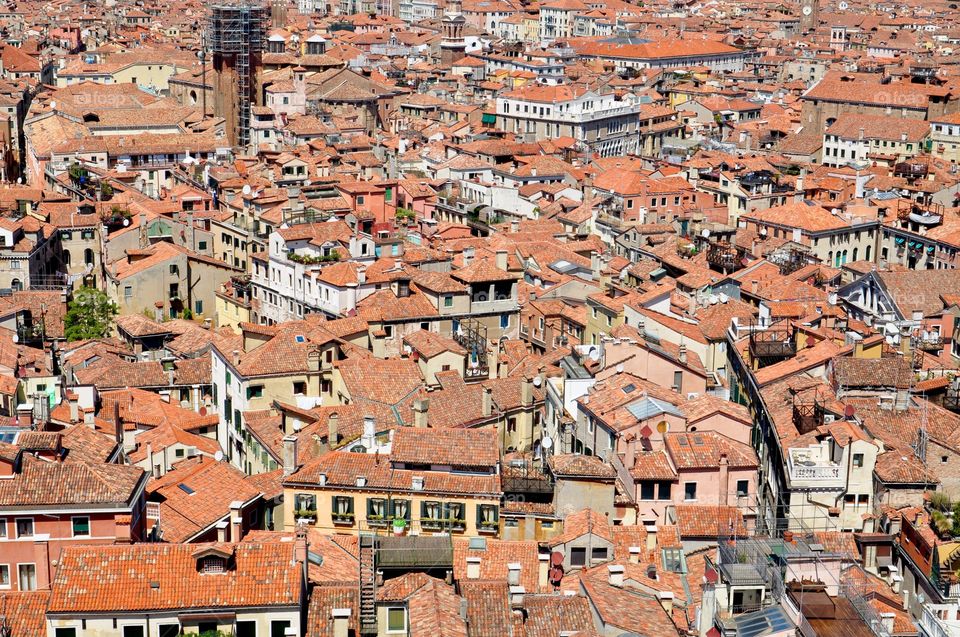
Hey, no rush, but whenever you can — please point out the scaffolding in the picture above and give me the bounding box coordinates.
[208,3,267,149]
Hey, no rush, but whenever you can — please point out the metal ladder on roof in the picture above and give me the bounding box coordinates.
[359,533,378,635]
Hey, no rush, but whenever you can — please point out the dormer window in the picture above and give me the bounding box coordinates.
[201,556,225,574]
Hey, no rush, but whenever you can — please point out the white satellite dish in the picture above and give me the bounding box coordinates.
[242,184,252,196]
[838,1,848,9]
[702,228,711,238]
[541,435,553,450]
[11,334,18,344]
[214,450,224,462]
[50,100,56,110]
[116,164,126,173]
[532,376,542,387]
[122,218,130,227]
[616,363,624,374]
[588,347,600,362]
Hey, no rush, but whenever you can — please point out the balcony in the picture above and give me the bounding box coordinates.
[787,449,843,487]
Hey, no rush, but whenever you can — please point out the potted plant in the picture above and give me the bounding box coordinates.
[296,508,317,523]
[392,517,407,536]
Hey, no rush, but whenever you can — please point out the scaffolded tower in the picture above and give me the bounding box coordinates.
[208,3,267,149]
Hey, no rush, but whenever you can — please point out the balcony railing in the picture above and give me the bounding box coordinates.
[787,452,842,482]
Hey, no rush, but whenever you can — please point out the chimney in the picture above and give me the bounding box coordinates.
[794,168,806,203]
[591,251,601,279]
[495,250,508,270]
[331,608,351,637]
[678,343,687,364]
[463,246,475,267]
[167,369,175,386]
[880,612,896,635]
[327,412,339,447]
[466,556,481,579]
[507,562,521,586]
[521,376,533,408]
[282,435,299,477]
[608,564,625,588]
[625,434,636,469]
[645,523,657,551]
[16,404,31,427]
[229,500,243,542]
[750,279,759,295]
[628,546,642,565]
[859,127,865,141]
[413,398,429,428]
[538,553,550,590]
[658,590,674,614]
[719,453,730,506]
[113,399,122,445]
[482,386,493,417]
[510,219,519,232]
[646,563,658,581]
[509,585,525,609]
[361,416,375,449]
[68,392,79,423]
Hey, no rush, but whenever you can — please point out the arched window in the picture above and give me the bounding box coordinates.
[84,248,94,266]
[189,89,198,105]
[63,250,71,267]
[865,245,872,262]
[852,247,858,261]
[11,279,22,292]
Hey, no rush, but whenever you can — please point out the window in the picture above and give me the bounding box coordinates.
[640,482,655,500]
[357,195,365,205]
[657,481,672,500]
[500,314,509,329]
[477,504,498,531]
[736,480,749,497]
[294,493,316,517]
[684,482,697,501]
[390,499,411,521]
[17,564,36,590]
[663,548,686,573]
[235,622,256,637]
[943,456,949,464]
[591,547,608,561]
[123,626,145,637]
[444,295,453,307]
[247,385,264,400]
[387,608,406,633]
[293,381,307,395]
[570,547,586,566]
[853,453,864,468]
[124,285,133,300]
[55,630,76,637]
[198,240,207,251]
[271,621,291,637]
[332,496,354,523]
[0,565,8,588]
[0,519,5,538]
[195,300,203,315]
[72,516,90,537]
[15,518,33,538]
[367,497,387,523]
[384,325,394,338]
[159,625,181,637]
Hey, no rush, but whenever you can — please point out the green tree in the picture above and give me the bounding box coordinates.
[65,287,118,341]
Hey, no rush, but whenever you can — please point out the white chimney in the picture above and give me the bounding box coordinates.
[658,590,674,613]
[282,435,298,477]
[608,564,625,588]
[466,556,481,579]
[361,416,375,449]
[507,562,521,586]
[332,608,351,637]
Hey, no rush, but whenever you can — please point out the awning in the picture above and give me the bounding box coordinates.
[481,113,497,124]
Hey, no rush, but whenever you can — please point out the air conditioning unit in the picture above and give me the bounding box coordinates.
[687,392,700,400]
[823,415,836,424]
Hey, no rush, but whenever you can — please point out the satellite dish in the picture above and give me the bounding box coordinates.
[616,363,624,374]
[588,347,600,362]
[701,228,710,238]
[541,435,553,450]
[242,184,252,196]
[122,218,130,227]
[11,334,18,344]
[838,0,848,9]
[214,450,224,461]
[532,376,542,387]
[50,100,56,110]
[656,421,668,434]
